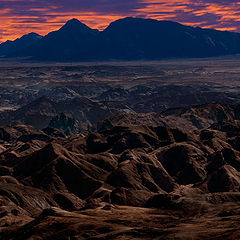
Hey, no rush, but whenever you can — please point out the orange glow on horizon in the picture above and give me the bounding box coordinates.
[0,12,126,43]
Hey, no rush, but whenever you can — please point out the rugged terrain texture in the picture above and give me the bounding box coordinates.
[2,59,240,128]
[1,112,240,238]
[2,93,240,133]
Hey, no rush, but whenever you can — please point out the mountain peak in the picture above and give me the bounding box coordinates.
[105,17,179,30]
[20,32,42,40]
[26,32,41,37]
[65,18,82,26]
[60,18,91,31]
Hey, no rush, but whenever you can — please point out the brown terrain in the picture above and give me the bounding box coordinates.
[1,59,240,239]
[1,105,240,239]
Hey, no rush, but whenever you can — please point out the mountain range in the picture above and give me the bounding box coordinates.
[1,17,240,61]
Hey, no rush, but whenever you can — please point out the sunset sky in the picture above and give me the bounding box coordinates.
[0,0,240,43]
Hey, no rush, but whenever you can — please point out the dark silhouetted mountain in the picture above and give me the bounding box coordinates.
[100,17,240,59]
[2,17,240,60]
[28,18,99,61]
[0,32,42,57]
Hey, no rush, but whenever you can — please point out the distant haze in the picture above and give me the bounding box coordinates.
[1,0,240,43]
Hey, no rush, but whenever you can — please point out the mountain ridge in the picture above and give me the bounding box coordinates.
[0,32,42,57]
[1,17,240,60]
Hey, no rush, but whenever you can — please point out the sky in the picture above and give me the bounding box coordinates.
[0,0,240,43]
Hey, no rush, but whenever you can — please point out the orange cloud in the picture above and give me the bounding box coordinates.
[135,0,240,30]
